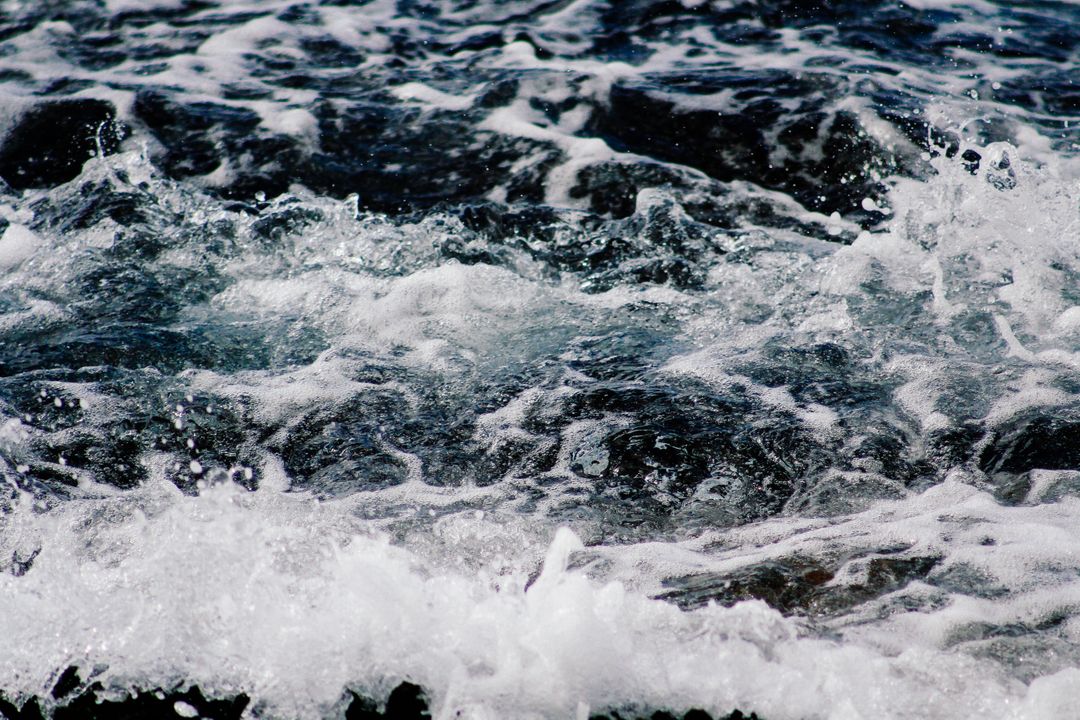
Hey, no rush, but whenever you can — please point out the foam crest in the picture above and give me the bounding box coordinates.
[3,478,1078,720]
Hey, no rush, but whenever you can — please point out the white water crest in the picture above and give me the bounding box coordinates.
[2,473,1080,720]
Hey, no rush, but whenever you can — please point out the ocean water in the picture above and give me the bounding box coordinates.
[0,0,1078,718]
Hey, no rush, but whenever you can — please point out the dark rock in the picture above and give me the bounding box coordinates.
[660,552,941,616]
[658,556,835,613]
[346,682,431,720]
[550,378,831,527]
[977,412,1080,505]
[50,668,80,701]
[133,90,263,179]
[4,681,748,720]
[569,161,691,218]
[980,413,1080,477]
[53,685,248,720]
[249,206,324,245]
[589,709,760,720]
[10,547,39,577]
[2,674,252,720]
[0,695,43,720]
[0,100,125,189]
[591,76,906,217]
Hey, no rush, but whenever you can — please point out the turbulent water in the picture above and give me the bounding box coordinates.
[0,0,1078,718]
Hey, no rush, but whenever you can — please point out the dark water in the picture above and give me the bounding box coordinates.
[0,1,1078,718]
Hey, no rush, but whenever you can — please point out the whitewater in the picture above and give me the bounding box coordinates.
[0,0,1078,718]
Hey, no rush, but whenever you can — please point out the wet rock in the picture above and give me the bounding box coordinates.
[52,685,249,720]
[813,555,942,615]
[0,370,268,496]
[9,547,40,577]
[556,380,828,525]
[133,89,292,195]
[50,668,80,700]
[658,556,835,613]
[979,412,1080,477]
[0,695,42,720]
[785,470,908,517]
[346,682,431,720]
[249,205,325,245]
[569,161,692,218]
[590,708,759,720]
[3,680,749,720]
[304,100,553,210]
[0,669,251,720]
[660,552,941,616]
[0,99,125,190]
[592,76,900,216]
[924,423,984,470]
[273,390,421,495]
[927,562,1007,600]
[978,412,1080,504]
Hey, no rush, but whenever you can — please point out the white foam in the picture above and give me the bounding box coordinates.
[104,0,187,12]
[0,223,40,271]
[2,478,1078,719]
[392,83,475,112]
[256,106,319,144]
